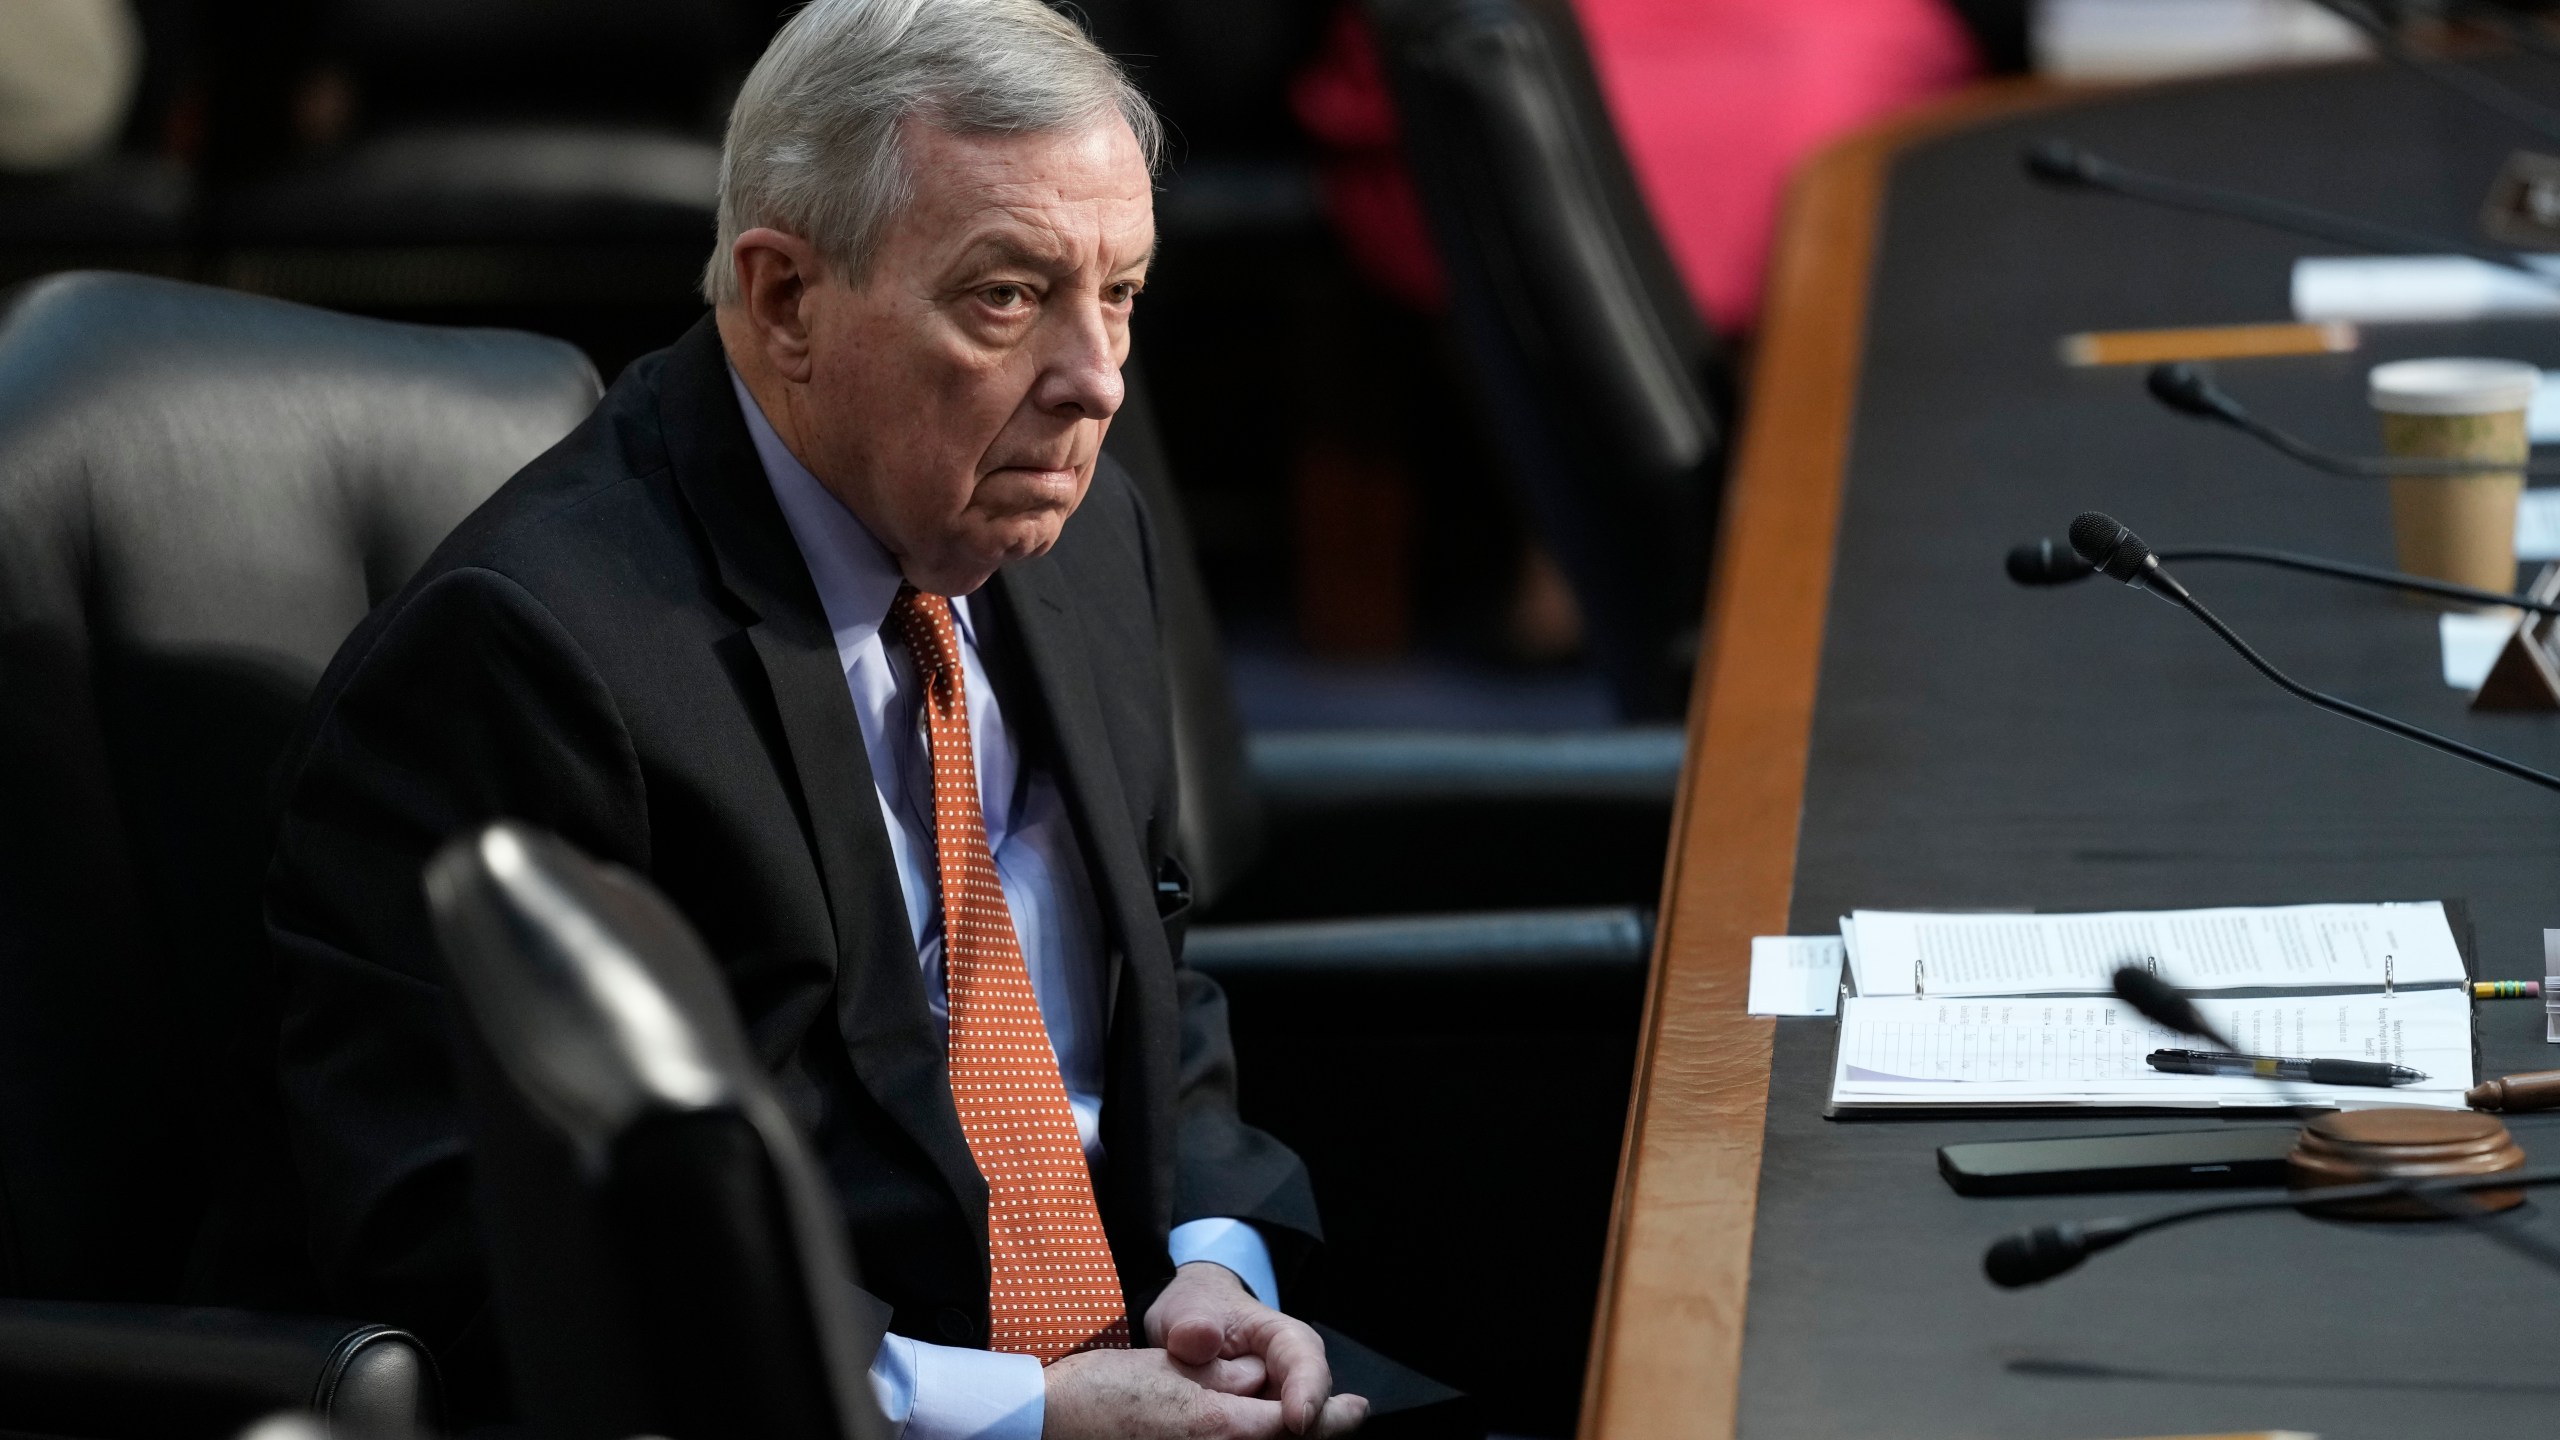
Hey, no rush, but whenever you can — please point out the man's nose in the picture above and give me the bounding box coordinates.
[1031,303,1124,420]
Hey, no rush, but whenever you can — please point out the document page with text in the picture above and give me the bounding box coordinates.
[1827,988,2474,1111]
[1842,902,2466,999]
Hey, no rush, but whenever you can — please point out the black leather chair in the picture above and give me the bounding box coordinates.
[1361,0,1734,719]
[1106,358,1680,921]
[423,822,891,1440]
[0,270,602,1435]
[208,0,745,368]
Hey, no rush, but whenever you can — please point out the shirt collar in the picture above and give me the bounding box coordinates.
[728,365,976,652]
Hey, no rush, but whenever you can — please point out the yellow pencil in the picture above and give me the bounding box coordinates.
[2080,1431,2318,1440]
[2061,321,2358,366]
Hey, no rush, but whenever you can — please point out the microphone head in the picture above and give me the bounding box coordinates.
[2006,538,2097,587]
[2022,139,2101,187]
[2068,512,2155,585]
[1984,1222,2093,1288]
[2111,964,2219,1042]
[2146,363,2247,423]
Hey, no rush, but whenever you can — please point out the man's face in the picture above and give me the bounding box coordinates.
[792,118,1153,595]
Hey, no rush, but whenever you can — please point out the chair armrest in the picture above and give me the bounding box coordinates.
[0,1301,438,1440]
[1245,727,1683,808]
[1186,906,1652,978]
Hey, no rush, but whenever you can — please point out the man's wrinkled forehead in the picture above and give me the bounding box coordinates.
[897,121,1155,268]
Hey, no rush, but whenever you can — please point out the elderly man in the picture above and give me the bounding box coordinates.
[264,1,1468,1436]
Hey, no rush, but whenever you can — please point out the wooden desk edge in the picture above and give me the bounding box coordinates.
[1576,80,2067,1440]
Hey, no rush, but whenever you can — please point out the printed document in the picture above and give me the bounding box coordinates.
[1841,902,2465,1000]
[1829,988,2474,1111]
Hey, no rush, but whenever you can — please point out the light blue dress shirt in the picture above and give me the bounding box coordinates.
[731,373,1278,1440]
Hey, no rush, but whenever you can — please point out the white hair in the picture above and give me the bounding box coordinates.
[702,0,1162,305]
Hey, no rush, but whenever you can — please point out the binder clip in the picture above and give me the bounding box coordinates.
[2545,929,2560,1045]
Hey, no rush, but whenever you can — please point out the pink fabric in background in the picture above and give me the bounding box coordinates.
[1578,0,1980,331]
[1292,0,1980,332]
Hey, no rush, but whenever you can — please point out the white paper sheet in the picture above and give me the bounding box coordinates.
[2440,609,2519,689]
[1829,988,2473,1110]
[2293,253,2560,323]
[1842,902,2465,999]
[1748,936,1847,1016]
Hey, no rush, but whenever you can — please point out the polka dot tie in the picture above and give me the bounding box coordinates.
[887,584,1131,1361]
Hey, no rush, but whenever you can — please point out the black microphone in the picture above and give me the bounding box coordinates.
[2146,363,2560,479]
[2066,511,2560,794]
[2005,536,2089,586]
[1985,1165,2560,1287]
[2070,512,2185,595]
[2111,965,2235,1050]
[2005,532,2560,613]
[2023,140,2560,285]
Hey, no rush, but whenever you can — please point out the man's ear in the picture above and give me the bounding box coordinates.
[729,227,826,384]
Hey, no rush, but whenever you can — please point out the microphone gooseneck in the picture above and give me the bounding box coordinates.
[2298,0,2560,149]
[2004,534,2560,613]
[2020,140,2560,285]
[2144,363,2560,479]
[2063,511,2560,794]
[1984,1165,2560,1288]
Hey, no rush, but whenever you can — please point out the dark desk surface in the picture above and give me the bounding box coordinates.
[1588,60,2560,1440]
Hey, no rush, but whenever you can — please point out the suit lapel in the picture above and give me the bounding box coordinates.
[655,321,983,1216]
[983,556,1164,1020]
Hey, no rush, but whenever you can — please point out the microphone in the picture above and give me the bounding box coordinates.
[1984,1165,2560,1287]
[2005,531,2560,613]
[2070,512,2185,595]
[2145,363,2560,479]
[2111,964,2236,1050]
[2066,511,2560,794]
[2022,140,2560,285]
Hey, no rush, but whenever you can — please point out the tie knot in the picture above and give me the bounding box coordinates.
[889,583,963,699]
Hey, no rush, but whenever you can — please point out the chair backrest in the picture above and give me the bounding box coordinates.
[0,271,600,1302]
[424,823,890,1440]
[1363,0,1731,718]
[317,0,752,131]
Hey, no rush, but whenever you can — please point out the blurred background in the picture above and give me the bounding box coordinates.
[0,0,2044,731]
[5,0,2493,1434]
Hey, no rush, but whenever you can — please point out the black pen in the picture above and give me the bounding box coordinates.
[2146,1048,2428,1088]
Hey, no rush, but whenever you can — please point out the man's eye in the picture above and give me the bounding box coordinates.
[1108,282,1142,305]
[982,284,1027,309]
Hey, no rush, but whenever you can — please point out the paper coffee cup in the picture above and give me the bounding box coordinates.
[2369,357,2537,597]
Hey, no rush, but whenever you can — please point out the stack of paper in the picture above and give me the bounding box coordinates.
[1828,903,2476,1113]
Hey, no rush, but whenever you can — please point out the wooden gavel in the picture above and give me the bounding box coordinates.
[2469,1069,2560,1111]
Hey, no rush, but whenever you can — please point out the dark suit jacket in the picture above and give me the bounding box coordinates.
[263,317,1317,1400]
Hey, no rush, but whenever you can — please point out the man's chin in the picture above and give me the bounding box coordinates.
[911,527,1062,595]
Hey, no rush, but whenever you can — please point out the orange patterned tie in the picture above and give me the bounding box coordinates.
[887,583,1131,1361]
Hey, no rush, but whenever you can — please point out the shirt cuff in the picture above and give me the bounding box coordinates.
[869,1333,1046,1440]
[1167,1217,1281,1310]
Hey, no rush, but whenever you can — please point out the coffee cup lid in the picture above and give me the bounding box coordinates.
[2368,357,2542,415]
